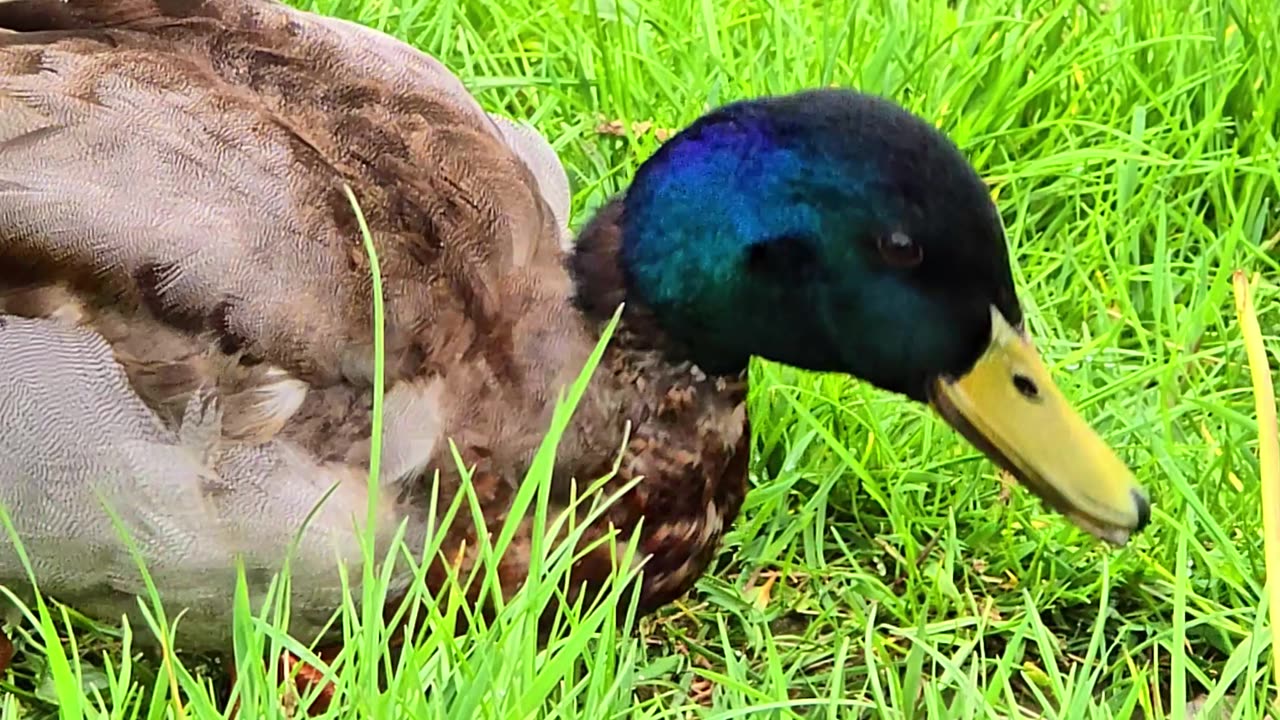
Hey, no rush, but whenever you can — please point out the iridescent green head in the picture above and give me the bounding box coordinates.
[621,90,1019,397]
[595,89,1150,543]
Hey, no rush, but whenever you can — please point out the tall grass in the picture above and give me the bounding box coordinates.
[0,0,1277,717]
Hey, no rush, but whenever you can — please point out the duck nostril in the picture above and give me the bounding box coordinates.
[1012,373,1039,400]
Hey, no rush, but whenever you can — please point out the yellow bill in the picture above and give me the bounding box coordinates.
[928,306,1151,545]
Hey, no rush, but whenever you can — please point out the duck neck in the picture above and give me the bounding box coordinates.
[563,197,752,610]
[569,196,742,377]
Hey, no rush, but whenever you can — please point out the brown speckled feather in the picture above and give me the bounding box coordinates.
[0,0,749,651]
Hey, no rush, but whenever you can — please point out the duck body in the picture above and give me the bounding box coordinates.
[0,0,748,651]
[0,0,1149,657]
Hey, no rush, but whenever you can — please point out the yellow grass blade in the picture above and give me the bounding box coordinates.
[1232,269,1280,706]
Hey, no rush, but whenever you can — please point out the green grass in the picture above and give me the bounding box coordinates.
[3,0,1279,717]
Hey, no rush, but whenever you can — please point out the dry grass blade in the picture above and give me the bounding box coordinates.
[1232,269,1280,708]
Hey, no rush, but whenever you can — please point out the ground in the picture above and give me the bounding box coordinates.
[1,0,1278,718]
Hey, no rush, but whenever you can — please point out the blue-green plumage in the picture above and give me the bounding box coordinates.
[617,89,1021,399]
[568,85,1147,589]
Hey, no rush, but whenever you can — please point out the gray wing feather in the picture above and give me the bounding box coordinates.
[0,48,362,378]
[0,316,406,649]
[0,316,216,594]
[488,114,573,248]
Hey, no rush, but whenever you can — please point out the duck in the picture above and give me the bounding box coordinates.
[0,0,1151,694]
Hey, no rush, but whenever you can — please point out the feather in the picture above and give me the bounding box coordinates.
[0,0,751,658]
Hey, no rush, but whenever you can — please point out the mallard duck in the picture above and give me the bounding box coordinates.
[0,0,1150,684]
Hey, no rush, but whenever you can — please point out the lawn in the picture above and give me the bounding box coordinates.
[2,0,1279,717]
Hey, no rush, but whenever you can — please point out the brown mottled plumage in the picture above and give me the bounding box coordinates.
[0,0,747,658]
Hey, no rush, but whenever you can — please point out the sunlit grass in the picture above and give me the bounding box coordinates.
[1,0,1277,717]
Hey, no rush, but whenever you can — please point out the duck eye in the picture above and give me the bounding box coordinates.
[877,232,923,268]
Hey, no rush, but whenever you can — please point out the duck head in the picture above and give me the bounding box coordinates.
[605,88,1150,544]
